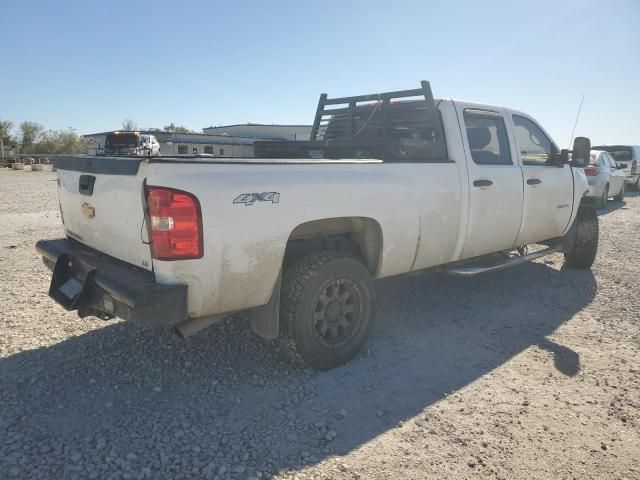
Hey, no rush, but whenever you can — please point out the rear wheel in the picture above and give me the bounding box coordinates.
[279,250,374,369]
[597,185,609,209]
[614,181,626,202]
[564,208,598,268]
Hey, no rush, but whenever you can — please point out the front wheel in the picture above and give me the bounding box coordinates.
[279,251,374,369]
[564,208,598,268]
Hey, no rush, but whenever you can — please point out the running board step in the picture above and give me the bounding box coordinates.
[443,244,563,277]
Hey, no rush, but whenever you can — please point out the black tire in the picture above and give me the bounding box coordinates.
[279,250,374,369]
[597,185,609,209]
[564,208,598,268]
[614,181,625,202]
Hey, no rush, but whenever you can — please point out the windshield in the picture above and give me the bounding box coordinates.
[105,133,139,148]
[592,145,633,162]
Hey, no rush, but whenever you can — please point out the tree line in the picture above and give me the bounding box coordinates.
[0,120,86,155]
[0,119,196,155]
[122,119,195,134]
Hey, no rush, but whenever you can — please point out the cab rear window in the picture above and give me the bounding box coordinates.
[106,133,138,147]
[592,146,633,162]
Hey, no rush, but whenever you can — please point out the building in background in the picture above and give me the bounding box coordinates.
[83,124,311,157]
[1,144,17,159]
[84,131,255,157]
[202,124,311,141]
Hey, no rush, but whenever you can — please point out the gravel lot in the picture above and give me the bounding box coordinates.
[1,168,638,480]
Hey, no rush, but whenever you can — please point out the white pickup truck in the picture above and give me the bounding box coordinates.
[101,131,161,156]
[37,82,598,369]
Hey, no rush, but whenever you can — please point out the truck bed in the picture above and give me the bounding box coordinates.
[53,155,384,174]
[150,157,384,165]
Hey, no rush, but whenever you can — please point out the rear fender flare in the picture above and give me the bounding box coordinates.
[250,216,383,340]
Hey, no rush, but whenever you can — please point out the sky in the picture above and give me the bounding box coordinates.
[1,0,638,147]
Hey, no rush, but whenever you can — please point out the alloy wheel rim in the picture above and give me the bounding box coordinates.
[312,278,362,348]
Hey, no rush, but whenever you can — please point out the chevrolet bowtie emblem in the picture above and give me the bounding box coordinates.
[81,202,95,219]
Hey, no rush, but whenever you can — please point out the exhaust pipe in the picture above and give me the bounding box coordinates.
[174,314,226,339]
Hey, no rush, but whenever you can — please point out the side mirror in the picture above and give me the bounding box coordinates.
[557,148,570,165]
[571,137,591,168]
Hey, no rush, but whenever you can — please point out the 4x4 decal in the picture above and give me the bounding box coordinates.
[233,192,280,206]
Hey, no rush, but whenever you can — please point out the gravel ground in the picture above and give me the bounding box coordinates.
[0,168,638,480]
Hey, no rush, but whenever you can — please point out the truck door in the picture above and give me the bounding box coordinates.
[456,104,524,258]
[508,113,573,246]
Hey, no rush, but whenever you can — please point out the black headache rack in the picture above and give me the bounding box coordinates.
[254,80,447,162]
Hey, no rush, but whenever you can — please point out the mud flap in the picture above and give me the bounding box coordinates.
[49,253,96,312]
[249,272,281,340]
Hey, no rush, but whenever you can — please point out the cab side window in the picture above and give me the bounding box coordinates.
[512,115,558,166]
[463,113,512,165]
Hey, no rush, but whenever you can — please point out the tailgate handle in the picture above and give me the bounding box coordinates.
[79,175,96,196]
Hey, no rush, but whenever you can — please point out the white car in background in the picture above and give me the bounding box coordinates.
[585,150,627,208]
[592,145,640,190]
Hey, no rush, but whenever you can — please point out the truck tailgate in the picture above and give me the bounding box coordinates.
[56,157,152,270]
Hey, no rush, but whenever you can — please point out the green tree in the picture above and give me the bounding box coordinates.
[121,119,137,131]
[163,123,193,133]
[0,120,14,144]
[33,128,87,154]
[57,128,86,153]
[20,121,43,152]
[0,120,16,159]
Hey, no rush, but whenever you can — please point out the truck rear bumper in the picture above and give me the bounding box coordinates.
[36,238,188,327]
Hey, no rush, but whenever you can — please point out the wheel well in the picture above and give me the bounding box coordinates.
[577,202,597,220]
[283,217,382,275]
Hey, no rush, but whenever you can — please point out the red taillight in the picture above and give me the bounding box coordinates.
[146,186,203,260]
[585,167,599,177]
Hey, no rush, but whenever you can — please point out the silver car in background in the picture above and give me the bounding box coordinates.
[585,150,627,208]
[592,144,640,190]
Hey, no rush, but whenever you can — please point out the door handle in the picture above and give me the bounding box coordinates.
[473,179,493,187]
[527,178,542,185]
